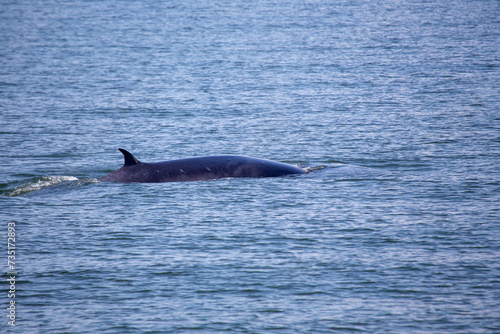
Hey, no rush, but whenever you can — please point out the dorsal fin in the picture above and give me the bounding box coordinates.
[118,148,140,166]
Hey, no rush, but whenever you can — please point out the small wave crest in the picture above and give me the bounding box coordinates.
[302,165,327,174]
[8,176,81,196]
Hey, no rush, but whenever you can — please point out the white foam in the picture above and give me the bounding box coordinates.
[9,176,79,196]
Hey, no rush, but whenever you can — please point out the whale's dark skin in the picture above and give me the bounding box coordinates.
[98,148,305,183]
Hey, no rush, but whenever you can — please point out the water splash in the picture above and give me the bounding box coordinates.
[8,176,81,196]
[302,165,327,174]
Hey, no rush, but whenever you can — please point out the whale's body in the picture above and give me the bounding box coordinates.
[99,149,304,183]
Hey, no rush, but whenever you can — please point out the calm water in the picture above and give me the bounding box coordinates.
[1,0,499,332]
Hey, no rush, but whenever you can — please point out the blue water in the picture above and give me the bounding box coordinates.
[1,0,500,332]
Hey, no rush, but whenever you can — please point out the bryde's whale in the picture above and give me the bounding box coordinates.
[98,148,305,183]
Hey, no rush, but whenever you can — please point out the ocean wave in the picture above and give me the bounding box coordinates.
[8,176,81,196]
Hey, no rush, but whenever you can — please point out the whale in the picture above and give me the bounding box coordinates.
[98,148,305,183]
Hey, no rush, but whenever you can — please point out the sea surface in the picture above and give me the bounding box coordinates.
[1,0,499,332]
